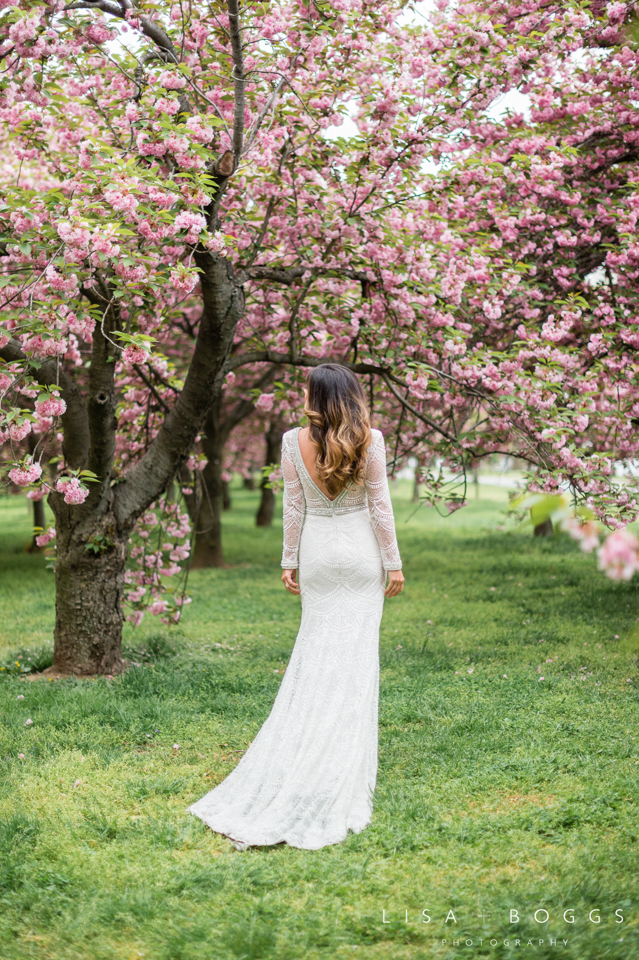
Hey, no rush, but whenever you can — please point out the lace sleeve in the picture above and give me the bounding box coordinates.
[281,432,305,569]
[365,431,402,571]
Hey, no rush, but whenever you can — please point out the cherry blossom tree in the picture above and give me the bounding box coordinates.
[316,0,639,538]
[395,0,639,542]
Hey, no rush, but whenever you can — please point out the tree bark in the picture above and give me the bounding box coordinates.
[534,518,554,537]
[191,486,224,568]
[191,400,225,568]
[191,447,225,566]
[50,502,127,675]
[243,475,256,490]
[43,251,245,671]
[222,479,232,511]
[256,421,283,526]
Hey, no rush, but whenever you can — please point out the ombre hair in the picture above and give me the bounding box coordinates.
[304,364,372,498]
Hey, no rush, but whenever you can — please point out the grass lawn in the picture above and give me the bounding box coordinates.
[0,482,638,960]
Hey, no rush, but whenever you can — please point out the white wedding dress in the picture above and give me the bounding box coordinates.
[187,427,402,850]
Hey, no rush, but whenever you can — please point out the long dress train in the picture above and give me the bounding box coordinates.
[187,426,402,850]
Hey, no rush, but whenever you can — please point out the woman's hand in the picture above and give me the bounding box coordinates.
[282,569,300,595]
[385,569,405,598]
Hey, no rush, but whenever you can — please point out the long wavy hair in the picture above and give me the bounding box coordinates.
[303,364,372,498]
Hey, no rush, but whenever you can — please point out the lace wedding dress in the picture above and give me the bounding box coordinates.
[187,426,402,850]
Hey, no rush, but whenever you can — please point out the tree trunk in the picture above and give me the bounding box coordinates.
[191,460,224,567]
[191,403,225,568]
[243,475,255,490]
[256,482,275,527]
[256,422,283,527]
[191,369,278,565]
[534,518,554,537]
[27,497,46,553]
[222,479,232,510]
[412,460,421,503]
[51,507,128,675]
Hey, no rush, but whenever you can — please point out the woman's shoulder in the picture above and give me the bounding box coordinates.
[281,426,301,448]
[364,429,383,464]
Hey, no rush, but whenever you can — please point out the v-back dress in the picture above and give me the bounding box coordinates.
[187,426,402,850]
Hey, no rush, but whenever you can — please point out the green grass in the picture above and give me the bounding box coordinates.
[0,482,638,960]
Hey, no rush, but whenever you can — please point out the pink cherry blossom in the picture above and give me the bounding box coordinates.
[35,395,67,418]
[56,477,89,505]
[9,421,32,442]
[255,393,275,413]
[121,344,151,367]
[597,529,639,581]
[36,526,56,547]
[174,211,206,243]
[148,599,169,616]
[9,458,42,486]
[158,71,186,90]
[562,516,600,553]
[205,231,227,255]
[169,268,199,295]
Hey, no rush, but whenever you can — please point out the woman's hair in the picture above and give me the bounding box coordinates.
[304,364,372,497]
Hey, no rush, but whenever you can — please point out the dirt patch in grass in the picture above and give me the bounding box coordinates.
[25,661,141,681]
[465,791,557,815]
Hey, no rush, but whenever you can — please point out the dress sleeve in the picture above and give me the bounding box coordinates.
[281,433,305,569]
[365,431,402,571]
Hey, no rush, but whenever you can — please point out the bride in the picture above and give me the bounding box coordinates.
[188,363,404,850]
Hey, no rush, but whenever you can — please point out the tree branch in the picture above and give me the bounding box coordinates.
[242,55,302,157]
[242,264,373,285]
[113,253,244,526]
[133,363,171,413]
[226,0,245,163]
[63,1,179,62]
[380,373,456,444]
[223,348,457,443]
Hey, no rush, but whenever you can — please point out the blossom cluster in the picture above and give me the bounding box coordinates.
[124,502,193,625]
[564,517,639,582]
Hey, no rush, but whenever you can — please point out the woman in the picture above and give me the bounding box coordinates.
[188,364,404,850]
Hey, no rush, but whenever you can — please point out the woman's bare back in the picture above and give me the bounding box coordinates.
[296,426,336,501]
